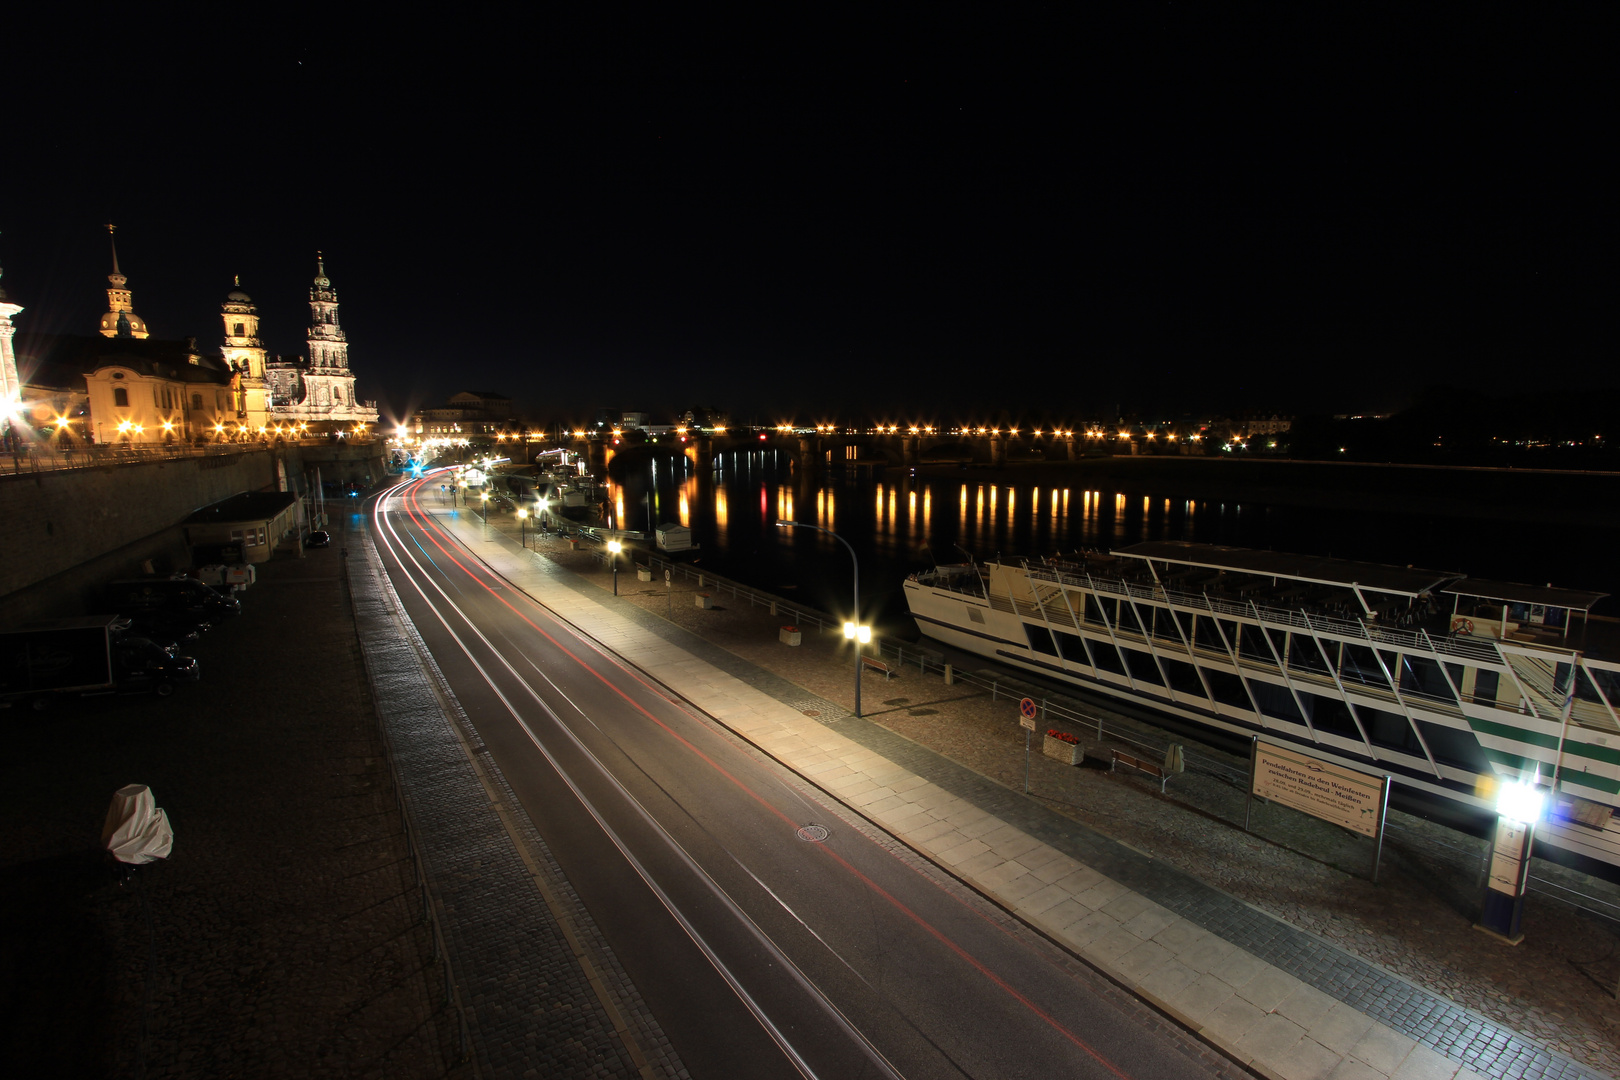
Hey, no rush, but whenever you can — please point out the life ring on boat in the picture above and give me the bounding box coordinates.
[1451,617,1474,636]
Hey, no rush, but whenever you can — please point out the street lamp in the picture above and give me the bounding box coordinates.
[776,520,866,718]
[608,539,622,595]
[517,506,528,548]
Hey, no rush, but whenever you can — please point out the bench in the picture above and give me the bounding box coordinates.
[1111,749,1170,793]
[861,655,895,680]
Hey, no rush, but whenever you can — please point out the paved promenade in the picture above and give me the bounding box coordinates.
[0,514,452,1079]
[438,501,1619,1080]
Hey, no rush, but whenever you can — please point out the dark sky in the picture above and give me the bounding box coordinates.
[3,7,1613,427]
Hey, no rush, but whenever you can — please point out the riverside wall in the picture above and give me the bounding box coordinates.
[0,442,387,624]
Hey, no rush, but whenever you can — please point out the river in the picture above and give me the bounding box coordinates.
[594,448,1620,639]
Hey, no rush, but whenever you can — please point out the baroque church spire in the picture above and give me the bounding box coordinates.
[307,251,347,371]
[99,223,149,339]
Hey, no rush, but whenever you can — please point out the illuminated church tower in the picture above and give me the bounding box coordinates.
[266,253,377,431]
[98,224,149,339]
[307,252,349,374]
[220,278,270,429]
[0,239,23,405]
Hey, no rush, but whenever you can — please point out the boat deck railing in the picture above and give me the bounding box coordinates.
[1027,564,1508,664]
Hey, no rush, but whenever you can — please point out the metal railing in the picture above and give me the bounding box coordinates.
[0,437,376,476]
[1027,563,1506,664]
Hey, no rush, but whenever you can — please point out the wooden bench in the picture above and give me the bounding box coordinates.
[1110,749,1170,792]
[861,655,896,680]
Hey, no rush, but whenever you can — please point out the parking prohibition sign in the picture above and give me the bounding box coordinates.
[1019,696,1037,730]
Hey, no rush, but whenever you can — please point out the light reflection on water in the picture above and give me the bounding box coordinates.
[597,450,1619,635]
[597,451,1291,634]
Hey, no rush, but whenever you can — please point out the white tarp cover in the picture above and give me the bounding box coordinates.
[102,784,174,865]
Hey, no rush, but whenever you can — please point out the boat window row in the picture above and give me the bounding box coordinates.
[1034,594,1480,708]
[1019,620,1494,773]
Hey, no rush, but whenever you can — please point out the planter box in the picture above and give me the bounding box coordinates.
[779,626,802,646]
[637,567,653,582]
[695,593,713,609]
[1042,735,1083,766]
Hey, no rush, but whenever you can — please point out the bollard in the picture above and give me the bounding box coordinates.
[770,600,777,616]
[943,663,953,685]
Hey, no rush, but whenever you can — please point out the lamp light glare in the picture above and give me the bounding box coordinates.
[1496,781,1544,824]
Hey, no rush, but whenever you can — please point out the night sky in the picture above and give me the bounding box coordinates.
[3,8,1613,428]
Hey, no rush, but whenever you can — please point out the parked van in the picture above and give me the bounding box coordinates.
[104,577,242,619]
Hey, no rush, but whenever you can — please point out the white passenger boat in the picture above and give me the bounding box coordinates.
[905,541,1620,874]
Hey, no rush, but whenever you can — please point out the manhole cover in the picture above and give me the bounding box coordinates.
[796,824,830,843]
[802,709,821,718]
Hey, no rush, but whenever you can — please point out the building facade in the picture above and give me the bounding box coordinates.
[411,391,518,439]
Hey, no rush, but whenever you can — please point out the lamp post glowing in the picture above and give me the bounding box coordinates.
[1476,778,1546,944]
[608,539,622,595]
[776,520,866,718]
[517,506,528,548]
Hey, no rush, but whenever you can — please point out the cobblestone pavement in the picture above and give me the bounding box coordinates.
[498,518,1620,1080]
[0,514,451,1079]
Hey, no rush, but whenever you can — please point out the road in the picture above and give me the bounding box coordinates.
[371,474,1237,1080]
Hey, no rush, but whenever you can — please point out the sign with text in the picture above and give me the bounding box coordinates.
[1250,741,1388,838]
[1487,819,1531,895]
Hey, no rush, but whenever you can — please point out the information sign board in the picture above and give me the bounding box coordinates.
[1487,819,1531,895]
[1250,741,1388,838]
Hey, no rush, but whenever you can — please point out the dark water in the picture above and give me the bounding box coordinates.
[600,448,1620,638]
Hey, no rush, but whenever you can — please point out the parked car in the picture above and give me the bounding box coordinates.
[306,530,331,548]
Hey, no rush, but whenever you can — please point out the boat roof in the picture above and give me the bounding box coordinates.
[1112,541,1461,598]
[1443,579,1608,612]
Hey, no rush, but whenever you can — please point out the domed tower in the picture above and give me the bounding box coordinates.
[98,224,150,339]
[220,277,269,428]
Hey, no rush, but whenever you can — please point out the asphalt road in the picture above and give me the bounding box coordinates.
[372,474,1234,1080]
